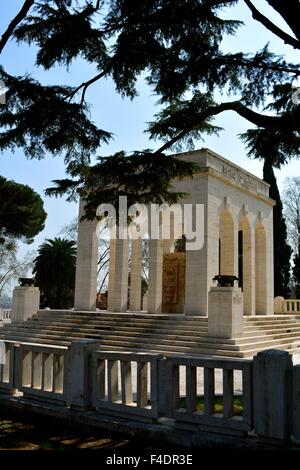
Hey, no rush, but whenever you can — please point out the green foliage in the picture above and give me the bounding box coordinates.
[263,161,292,297]
[293,253,300,297]
[0,0,299,209]
[46,151,199,220]
[240,127,300,168]
[148,92,222,152]
[14,2,108,70]
[0,67,111,165]
[0,176,46,244]
[33,237,76,308]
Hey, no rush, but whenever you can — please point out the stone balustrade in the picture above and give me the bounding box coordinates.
[0,340,15,393]
[284,299,300,314]
[163,355,252,432]
[90,351,160,420]
[15,343,67,403]
[274,297,300,315]
[2,341,300,445]
[0,309,11,322]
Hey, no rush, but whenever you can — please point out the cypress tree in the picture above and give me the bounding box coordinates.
[263,160,292,297]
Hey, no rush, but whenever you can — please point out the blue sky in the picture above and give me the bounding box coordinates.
[0,0,299,259]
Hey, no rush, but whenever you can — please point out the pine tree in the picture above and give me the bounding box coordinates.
[0,176,46,244]
[263,161,292,297]
[33,237,76,308]
[293,253,300,297]
[0,1,299,211]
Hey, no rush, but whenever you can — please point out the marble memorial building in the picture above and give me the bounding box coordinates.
[74,148,274,316]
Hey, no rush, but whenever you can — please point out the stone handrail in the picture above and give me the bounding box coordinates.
[0,340,15,393]
[90,350,160,419]
[284,299,300,314]
[274,297,300,314]
[0,341,68,401]
[163,355,252,432]
[2,341,300,444]
[14,343,67,403]
[0,309,11,321]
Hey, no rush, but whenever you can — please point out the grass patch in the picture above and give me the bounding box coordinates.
[179,395,243,416]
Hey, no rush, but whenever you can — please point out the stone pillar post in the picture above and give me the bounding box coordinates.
[208,285,243,338]
[274,296,285,314]
[107,238,116,311]
[64,339,99,410]
[293,365,300,441]
[129,238,142,311]
[253,349,293,442]
[11,286,40,323]
[74,199,98,311]
[112,237,129,312]
[147,239,164,313]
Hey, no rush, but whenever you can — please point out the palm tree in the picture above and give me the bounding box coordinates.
[33,237,77,309]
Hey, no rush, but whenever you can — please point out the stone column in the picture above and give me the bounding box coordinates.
[265,217,274,315]
[112,237,129,312]
[74,199,98,311]
[129,238,142,311]
[107,238,116,311]
[185,186,219,315]
[255,216,273,315]
[147,239,164,313]
[246,226,256,315]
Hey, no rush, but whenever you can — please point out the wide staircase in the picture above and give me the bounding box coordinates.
[1,310,300,358]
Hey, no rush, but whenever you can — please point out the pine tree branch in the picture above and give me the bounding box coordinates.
[244,0,300,49]
[266,0,300,42]
[0,0,34,54]
[154,101,300,154]
[65,69,108,103]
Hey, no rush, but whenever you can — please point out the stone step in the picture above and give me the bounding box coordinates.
[31,322,299,337]
[27,319,208,334]
[95,338,247,356]
[0,328,209,344]
[8,322,300,346]
[15,323,208,338]
[31,313,207,323]
[0,333,70,346]
[98,344,247,358]
[2,331,300,359]
[13,318,300,341]
[0,329,80,344]
[3,323,208,340]
[242,327,300,336]
[244,324,300,332]
[245,319,300,325]
[37,311,208,323]
[244,315,300,320]
[2,323,300,345]
[6,325,300,354]
[0,327,237,350]
[3,310,300,360]
[94,334,300,352]
[98,339,300,358]
[98,341,300,359]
